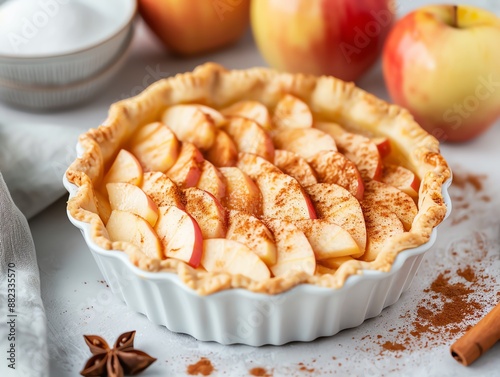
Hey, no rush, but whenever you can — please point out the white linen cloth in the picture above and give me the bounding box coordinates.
[0,122,80,377]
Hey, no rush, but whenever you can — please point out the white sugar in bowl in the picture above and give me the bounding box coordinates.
[0,0,136,86]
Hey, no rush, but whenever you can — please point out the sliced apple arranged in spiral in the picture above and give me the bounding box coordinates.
[204,129,238,167]
[141,172,185,209]
[223,116,275,162]
[103,149,143,187]
[315,121,382,181]
[107,182,159,227]
[129,122,180,172]
[294,219,360,259]
[272,127,337,161]
[221,100,272,130]
[264,218,316,277]
[162,105,217,150]
[196,160,226,203]
[165,142,204,188]
[218,166,262,217]
[274,149,317,187]
[100,92,423,279]
[237,152,316,221]
[155,205,203,267]
[308,150,364,200]
[106,210,163,260]
[183,187,227,239]
[381,164,420,199]
[272,94,313,129]
[305,183,366,258]
[201,239,271,281]
[226,210,277,266]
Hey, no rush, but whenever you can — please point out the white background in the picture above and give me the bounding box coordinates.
[2,1,500,376]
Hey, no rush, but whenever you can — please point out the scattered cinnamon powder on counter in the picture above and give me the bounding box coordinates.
[457,266,476,282]
[298,362,315,373]
[374,266,492,354]
[451,172,486,192]
[448,170,491,226]
[249,367,272,377]
[187,357,214,376]
[381,341,406,352]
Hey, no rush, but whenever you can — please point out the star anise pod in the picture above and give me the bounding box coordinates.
[80,331,156,377]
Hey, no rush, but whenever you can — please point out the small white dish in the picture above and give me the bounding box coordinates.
[0,27,134,110]
[0,0,136,86]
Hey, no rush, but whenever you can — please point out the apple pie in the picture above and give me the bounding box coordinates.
[66,63,450,295]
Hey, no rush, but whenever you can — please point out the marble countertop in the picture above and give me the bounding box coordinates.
[2,1,499,375]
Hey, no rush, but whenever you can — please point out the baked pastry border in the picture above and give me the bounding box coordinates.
[66,63,451,295]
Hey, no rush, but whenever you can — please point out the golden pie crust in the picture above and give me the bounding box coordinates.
[66,63,450,295]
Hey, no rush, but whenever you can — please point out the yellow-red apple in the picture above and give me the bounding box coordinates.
[138,0,250,56]
[383,5,500,142]
[251,0,395,81]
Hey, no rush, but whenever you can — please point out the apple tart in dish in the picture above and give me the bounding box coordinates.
[64,63,451,345]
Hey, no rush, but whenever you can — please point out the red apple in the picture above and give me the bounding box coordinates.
[138,0,250,56]
[251,0,395,81]
[383,5,500,142]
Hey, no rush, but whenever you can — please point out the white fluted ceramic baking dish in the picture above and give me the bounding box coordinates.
[63,172,451,346]
[63,64,452,345]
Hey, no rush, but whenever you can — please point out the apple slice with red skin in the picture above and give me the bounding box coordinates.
[129,122,180,172]
[218,166,263,217]
[166,142,204,188]
[226,210,277,266]
[103,149,143,186]
[141,172,185,209]
[154,206,203,267]
[294,219,360,259]
[272,127,337,161]
[204,129,238,167]
[237,153,317,221]
[107,210,163,259]
[373,137,392,159]
[201,239,271,281]
[106,182,159,227]
[221,100,272,130]
[183,187,227,239]
[315,121,382,181]
[223,116,275,162]
[274,149,317,187]
[196,160,226,203]
[308,150,364,200]
[360,202,404,262]
[363,180,417,231]
[305,183,366,257]
[264,218,316,277]
[162,105,217,150]
[273,94,313,129]
[381,164,420,199]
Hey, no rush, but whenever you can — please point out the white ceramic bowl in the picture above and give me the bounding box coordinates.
[0,27,133,110]
[63,172,452,346]
[0,0,136,86]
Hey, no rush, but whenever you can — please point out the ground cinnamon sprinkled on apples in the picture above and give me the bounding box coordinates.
[187,357,214,376]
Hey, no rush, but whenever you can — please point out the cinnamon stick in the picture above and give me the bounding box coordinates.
[450,302,500,366]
